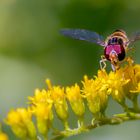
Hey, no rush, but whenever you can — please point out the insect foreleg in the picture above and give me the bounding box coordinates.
[111,64,116,71]
[100,55,107,70]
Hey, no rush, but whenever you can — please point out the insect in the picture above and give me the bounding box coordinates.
[60,29,140,71]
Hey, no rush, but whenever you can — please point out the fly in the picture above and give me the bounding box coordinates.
[60,29,140,71]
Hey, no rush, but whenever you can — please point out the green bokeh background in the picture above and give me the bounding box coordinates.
[0,0,140,139]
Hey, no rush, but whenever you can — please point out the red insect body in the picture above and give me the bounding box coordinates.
[104,44,125,61]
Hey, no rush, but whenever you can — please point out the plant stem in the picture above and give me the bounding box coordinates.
[51,112,140,140]
[77,116,84,128]
[132,95,139,112]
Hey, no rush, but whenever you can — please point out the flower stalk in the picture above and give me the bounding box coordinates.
[4,63,140,140]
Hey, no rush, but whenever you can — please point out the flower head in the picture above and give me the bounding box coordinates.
[106,69,130,105]
[5,108,36,139]
[119,64,140,102]
[46,80,69,121]
[66,84,85,117]
[28,88,53,136]
[82,72,108,115]
[28,89,52,105]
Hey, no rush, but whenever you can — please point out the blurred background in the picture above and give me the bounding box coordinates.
[0,0,140,139]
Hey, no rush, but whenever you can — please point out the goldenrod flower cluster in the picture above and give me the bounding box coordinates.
[4,64,140,140]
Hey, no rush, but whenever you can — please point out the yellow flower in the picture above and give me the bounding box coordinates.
[82,72,108,116]
[66,84,85,117]
[82,68,131,114]
[29,87,53,136]
[28,89,52,105]
[122,64,140,101]
[52,86,69,121]
[5,108,36,139]
[0,132,9,140]
[46,79,69,121]
[32,103,53,136]
[134,65,140,82]
[33,103,53,120]
[106,69,130,105]
[130,82,140,93]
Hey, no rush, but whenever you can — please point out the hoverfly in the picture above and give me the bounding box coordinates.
[60,29,140,71]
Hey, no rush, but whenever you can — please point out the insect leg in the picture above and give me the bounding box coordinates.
[125,47,135,53]
[125,56,134,65]
[111,64,116,71]
[100,55,107,70]
[110,60,120,71]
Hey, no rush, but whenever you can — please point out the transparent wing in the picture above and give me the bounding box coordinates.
[60,29,105,46]
[128,31,140,44]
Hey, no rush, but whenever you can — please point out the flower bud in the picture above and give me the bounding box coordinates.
[66,84,85,117]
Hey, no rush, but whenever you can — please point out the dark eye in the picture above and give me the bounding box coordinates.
[118,38,123,45]
[114,38,118,43]
[112,38,117,43]
[112,38,115,43]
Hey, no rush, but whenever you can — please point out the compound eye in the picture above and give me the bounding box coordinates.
[114,38,118,43]
[118,38,123,45]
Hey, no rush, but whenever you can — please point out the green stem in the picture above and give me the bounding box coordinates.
[132,95,139,112]
[43,137,48,140]
[41,133,48,140]
[51,112,140,140]
[77,116,84,128]
[63,120,70,130]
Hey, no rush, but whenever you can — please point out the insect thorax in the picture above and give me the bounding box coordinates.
[105,30,129,47]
